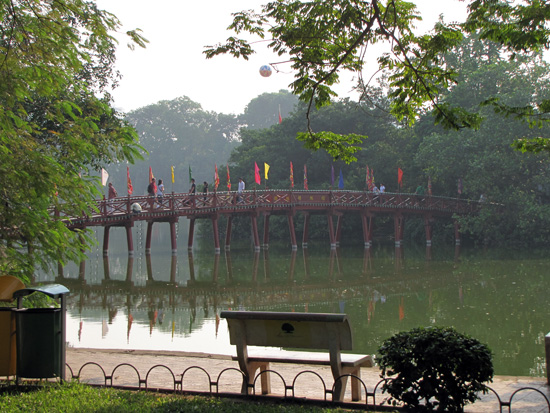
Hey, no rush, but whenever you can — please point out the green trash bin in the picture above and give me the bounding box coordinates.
[13,284,69,380]
[14,308,62,379]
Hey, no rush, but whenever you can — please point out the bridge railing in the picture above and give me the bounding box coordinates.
[63,190,482,225]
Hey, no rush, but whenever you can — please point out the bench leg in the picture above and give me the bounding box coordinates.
[243,361,271,395]
[332,375,349,402]
[348,367,362,401]
[334,366,362,402]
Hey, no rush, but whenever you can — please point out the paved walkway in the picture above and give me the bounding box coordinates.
[66,348,550,412]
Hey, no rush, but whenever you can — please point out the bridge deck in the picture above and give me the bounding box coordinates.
[65,190,479,228]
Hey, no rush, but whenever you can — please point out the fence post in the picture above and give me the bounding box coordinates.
[545,333,550,384]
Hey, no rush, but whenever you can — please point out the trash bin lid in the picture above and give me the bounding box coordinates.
[0,275,25,302]
[13,284,69,299]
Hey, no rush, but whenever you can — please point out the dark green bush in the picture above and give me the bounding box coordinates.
[378,326,493,412]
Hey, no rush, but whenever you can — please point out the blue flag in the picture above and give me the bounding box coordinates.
[338,169,344,189]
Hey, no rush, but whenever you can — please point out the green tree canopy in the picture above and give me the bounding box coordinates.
[205,0,550,158]
[0,0,146,279]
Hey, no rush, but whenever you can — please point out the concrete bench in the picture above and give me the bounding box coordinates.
[220,310,373,401]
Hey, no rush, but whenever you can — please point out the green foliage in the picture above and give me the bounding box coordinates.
[206,0,550,157]
[0,0,147,280]
[378,326,494,412]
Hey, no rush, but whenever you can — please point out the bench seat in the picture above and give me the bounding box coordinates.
[238,350,372,367]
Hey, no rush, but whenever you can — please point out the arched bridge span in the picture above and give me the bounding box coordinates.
[64,190,481,254]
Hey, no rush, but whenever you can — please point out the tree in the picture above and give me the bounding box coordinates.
[124,96,240,192]
[205,0,550,158]
[0,0,146,280]
[240,90,298,130]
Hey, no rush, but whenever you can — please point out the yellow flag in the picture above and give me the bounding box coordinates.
[264,163,270,180]
[171,166,175,183]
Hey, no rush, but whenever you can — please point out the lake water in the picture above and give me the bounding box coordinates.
[34,222,550,377]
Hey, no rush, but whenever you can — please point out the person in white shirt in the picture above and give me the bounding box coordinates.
[237,177,245,203]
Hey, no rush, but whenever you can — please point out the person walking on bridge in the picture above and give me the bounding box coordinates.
[108,182,117,214]
[237,177,245,203]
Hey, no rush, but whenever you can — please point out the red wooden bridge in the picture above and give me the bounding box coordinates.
[65,190,481,255]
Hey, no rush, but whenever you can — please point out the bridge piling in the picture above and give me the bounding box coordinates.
[424,215,433,247]
[211,217,220,254]
[394,213,404,247]
[302,212,310,248]
[103,226,110,256]
[361,214,373,248]
[170,220,177,255]
[225,216,232,251]
[335,214,343,247]
[327,215,336,249]
[287,214,297,250]
[188,218,195,252]
[251,215,260,251]
[145,222,153,255]
[125,224,134,256]
[263,214,270,249]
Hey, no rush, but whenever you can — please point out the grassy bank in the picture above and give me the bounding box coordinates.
[0,382,375,412]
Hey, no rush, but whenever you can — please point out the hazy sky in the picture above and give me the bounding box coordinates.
[97,0,467,115]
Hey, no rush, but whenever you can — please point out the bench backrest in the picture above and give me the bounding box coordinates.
[220,311,354,351]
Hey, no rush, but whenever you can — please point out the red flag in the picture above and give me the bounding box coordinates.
[290,161,294,188]
[254,162,261,185]
[398,167,403,187]
[214,164,220,190]
[127,166,133,195]
[278,105,282,124]
[304,164,308,190]
[226,165,231,190]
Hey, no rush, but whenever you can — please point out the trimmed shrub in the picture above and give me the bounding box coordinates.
[378,326,493,412]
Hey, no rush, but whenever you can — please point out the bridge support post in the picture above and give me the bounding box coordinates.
[103,256,110,280]
[287,214,297,250]
[288,250,297,281]
[327,215,336,249]
[126,257,134,283]
[103,226,110,256]
[145,222,153,255]
[424,215,433,246]
[454,220,461,245]
[361,213,373,248]
[263,214,270,249]
[170,255,177,283]
[302,212,310,248]
[170,220,177,255]
[251,215,260,251]
[125,224,134,256]
[335,214,343,247]
[394,213,404,247]
[225,215,232,251]
[212,216,220,254]
[188,218,195,252]
[188,251,195,283]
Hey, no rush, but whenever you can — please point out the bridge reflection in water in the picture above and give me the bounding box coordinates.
[49,244,464,352]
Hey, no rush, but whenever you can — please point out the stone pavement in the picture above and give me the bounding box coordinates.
[66,348,550,412]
